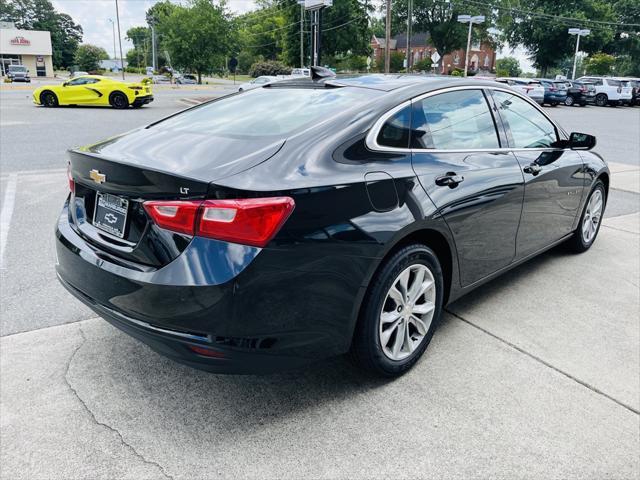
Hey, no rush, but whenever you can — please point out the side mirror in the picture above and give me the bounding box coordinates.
[569,132,596,150]
[62,82,68,87]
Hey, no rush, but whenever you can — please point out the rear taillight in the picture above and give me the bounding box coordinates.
[143,197,295,247]
[67,163,74,193]
[549,87,556,91]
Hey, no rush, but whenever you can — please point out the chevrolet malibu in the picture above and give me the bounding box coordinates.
[56,72,609,377]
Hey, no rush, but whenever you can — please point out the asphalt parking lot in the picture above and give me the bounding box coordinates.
[1,85,639,479]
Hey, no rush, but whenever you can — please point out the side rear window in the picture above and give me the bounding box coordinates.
[376,106,411,148]
[411,89,500,150]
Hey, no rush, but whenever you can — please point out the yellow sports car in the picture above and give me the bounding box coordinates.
[33,75,153,109]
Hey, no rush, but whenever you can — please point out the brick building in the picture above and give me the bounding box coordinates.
[371,32,496,74]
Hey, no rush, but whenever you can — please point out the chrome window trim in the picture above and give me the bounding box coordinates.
[365,84,567,154]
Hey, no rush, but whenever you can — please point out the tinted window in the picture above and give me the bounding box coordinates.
[606,79,622,87]
[413,90,499,149]
[377,106,411,148]
[155,87,379,138]
[68,77,88,85]
[492,91,558,148]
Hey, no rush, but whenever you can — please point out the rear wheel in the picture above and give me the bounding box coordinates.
[110,91,129,109]
[566,180,606,253]
[564,96,574,106]
[41,91,58,107]
[351,244,444,377]
[595,93,608,107]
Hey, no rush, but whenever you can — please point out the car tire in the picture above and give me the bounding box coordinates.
[564,96,574,106]
[595,93,608,107]
[41,91,58,107]
[551,102,558,107]
[566,180,606,253]
[238,88,243,92]
[351,244,444,377]
[110,91,129,109]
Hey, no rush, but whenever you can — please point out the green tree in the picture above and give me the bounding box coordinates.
[390,0,494,60]
[158,0,235,83]
[125,26,151,68]
[74,44,108,71]
[498,0,617,76]
[390,51,404,72]
[0,0,83,68]
[495,56,521,77]
[584,53,615,75]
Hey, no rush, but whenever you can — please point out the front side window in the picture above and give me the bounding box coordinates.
[68,77,88,86]
[412,89,500,150]
[492,91,558,148]
[377,106,411,148]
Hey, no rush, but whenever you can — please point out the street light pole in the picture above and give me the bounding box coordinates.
[300,4,304,68]
[114,0,125,79]
[569,28,590,80]
[457,14,484,77]
[384,0,391,73]
[405,0,412,72]
[108,19,116,69]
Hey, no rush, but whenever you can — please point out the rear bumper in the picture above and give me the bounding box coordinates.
[132,95,154,106]
[55,201,362,373]
[543,93,567,103]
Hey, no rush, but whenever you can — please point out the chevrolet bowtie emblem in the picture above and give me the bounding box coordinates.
[89,169,106,184]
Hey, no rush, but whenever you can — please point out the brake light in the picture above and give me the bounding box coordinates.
[143,200,201,235]
[549,86,556,91]
[67,163,74,193]
[143,197,295,247]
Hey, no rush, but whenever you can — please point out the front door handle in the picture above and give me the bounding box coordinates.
[523,164,542,176]
[435,172,465,188]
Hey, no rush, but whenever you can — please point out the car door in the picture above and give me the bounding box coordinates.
[410,88,525,287]
[78,78,106,104]
[62,77,90,103]
[489,89,585,259]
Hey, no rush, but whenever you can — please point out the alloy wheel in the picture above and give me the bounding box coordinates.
[379,264,436,361]
[582,189,603,244]
[564,96,574,106]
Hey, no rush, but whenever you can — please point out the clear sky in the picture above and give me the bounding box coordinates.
[51,0,535,72]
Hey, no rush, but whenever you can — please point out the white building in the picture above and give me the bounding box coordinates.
[0,24,54,77]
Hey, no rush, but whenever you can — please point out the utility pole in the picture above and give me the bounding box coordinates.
[151,24,157,72]
[384,0,391,73]
[405,0,412,72]
[457,14,484,77]
[569,28,590,80]
[114,0,125,79]
[300,4,304,68]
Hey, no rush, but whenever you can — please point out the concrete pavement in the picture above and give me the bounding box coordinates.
[1,215,638,480]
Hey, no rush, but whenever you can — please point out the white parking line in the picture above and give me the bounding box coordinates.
[0,173,18,269]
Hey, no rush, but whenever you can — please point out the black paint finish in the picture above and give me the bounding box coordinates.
[55,76,610,373]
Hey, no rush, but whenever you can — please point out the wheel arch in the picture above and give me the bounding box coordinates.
[109,90,128,105]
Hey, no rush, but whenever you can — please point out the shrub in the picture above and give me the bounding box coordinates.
[249,60,292,77]
[412,58,432,72]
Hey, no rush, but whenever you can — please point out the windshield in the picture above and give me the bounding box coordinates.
[154,87,378,138]
[9,66,26,72]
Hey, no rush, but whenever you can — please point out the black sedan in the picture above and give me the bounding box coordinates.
[56,71,609,377]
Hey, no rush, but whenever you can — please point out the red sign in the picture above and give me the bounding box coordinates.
[9,36,30,46]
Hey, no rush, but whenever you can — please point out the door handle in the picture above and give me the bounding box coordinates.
[435,172,465,188]
[523,164,542,176]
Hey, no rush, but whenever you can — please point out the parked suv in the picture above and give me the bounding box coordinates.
[577,76,633,106]
[536,79,568,106]
[564,81,596,106]
[6,64,30,82]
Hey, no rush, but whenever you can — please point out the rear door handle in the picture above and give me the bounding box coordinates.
[523,164,542,175]
[435,172,464,188]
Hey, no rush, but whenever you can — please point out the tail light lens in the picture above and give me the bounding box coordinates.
[143,200,201,235]
[67,163,74,193]
[143,197,295,247]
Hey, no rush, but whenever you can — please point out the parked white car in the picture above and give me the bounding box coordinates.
[495,77,545,104]
[576,76,633,106]
[237,75,281,92]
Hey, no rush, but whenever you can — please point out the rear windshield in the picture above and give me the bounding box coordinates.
[154,86,378,137]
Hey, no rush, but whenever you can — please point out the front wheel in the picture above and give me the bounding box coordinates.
[110,91,129,109]
[564,96,574,106]
[351,244,444,377]
[566,180,606,253]
[41,91,58,107]
[595,93,608,107]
